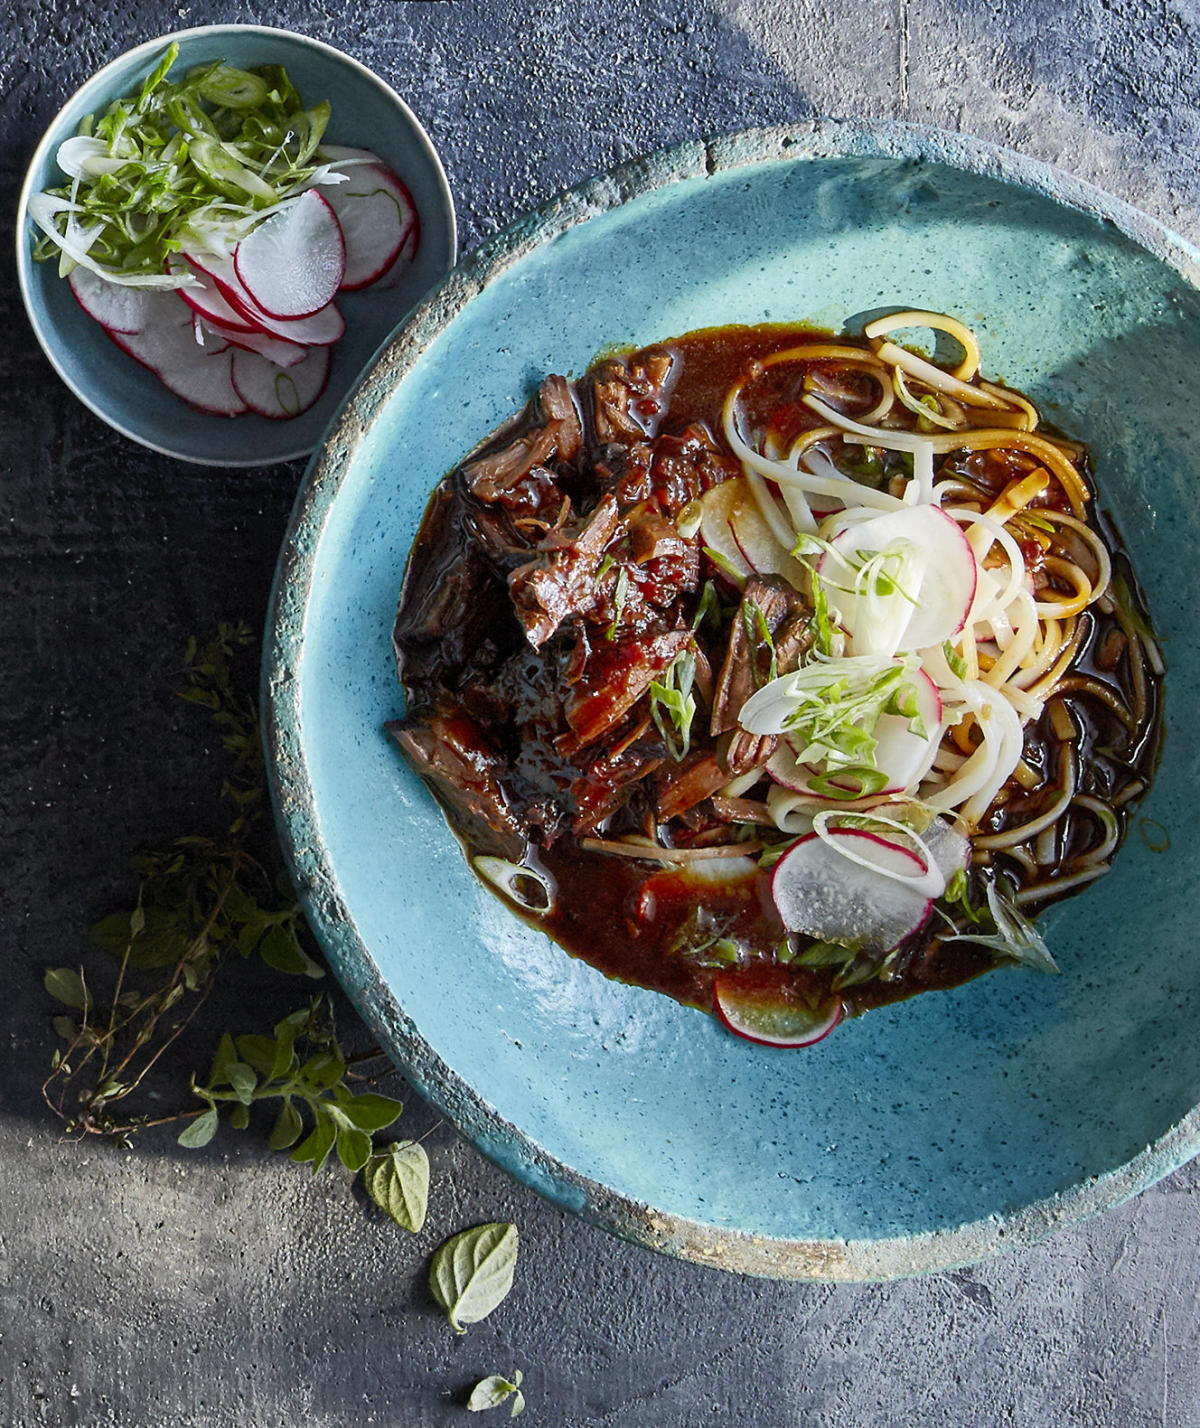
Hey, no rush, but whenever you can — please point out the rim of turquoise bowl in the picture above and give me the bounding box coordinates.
[264,116,1200,1281]
[15,23,457,468]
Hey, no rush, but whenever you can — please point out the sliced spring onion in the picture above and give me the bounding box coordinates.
[31,42,341,288]
[472,857,554,913]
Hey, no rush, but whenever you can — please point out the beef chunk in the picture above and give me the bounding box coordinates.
[571,737,664,835]
[507,494,621,648]
[590,348,676,443]
[560,629,692,755]
[629,511,691,567]
[710,578,811,736]
[709,576,814,777]
[653,752,730,821]
[609,424,737,514]
[388,711,524,860]
[393,483,510,689]
[462,375,582,501]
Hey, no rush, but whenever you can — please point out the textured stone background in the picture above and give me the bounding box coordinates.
[4,1,1200,1424]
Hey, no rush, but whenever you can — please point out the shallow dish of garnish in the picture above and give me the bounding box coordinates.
[266,121,1199,1279]
[16,25,455,466]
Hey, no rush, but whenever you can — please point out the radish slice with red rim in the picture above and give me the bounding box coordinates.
[819,504,977,656]
[319,161,418,290]
[69,267,164,334]
[230,345,330,420]
[187,251,345,347]
[233,190,346,320]
[713,967,844,1047]
[770,829,932,953]
[698,476,806,584]
[811,811,945,899]
[169,256,254,333]
[216,323,309,369]
[370,212,422,289]
[766,667,942,799]
[114,294,247,415]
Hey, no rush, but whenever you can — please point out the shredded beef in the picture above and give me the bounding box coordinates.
[590,347,675,443]
[387,712,524,860]
[653,752,730,821]
[507,494,621,648]
[709,576,814,777]
[560,630,692,755]
[462,375,582,501]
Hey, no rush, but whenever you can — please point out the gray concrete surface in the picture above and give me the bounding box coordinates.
[3,0,1200,1424]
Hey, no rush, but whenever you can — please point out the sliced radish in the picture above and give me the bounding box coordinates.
[319,161,418,290]
[212,322,309,368]
[767,750,884,801]
[186,251,346,347]
[767,667,942,799]
[370,214,422,289]
[69,267,167,334]
[234,190,345,320]
[169,256,255,333]
[818,505,977,657]
[863,667,942,789]
[230,345,330,419]
[713,968,844,1047]
[770,829,932,954]
[112,294,246,416]
[698,477,806,585]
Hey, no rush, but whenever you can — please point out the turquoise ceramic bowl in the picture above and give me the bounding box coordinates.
[16,25,455,466]
[265,121,1200,1279]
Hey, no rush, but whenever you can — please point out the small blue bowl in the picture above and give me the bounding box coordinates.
[266,121,1200,1279]
[15,25,455,467]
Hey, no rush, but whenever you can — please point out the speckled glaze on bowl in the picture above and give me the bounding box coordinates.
[16,25,455,466]
[264,120,1200,1280]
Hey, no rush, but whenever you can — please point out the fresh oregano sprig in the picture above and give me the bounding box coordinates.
[41,624,331,1144]
[43,625,414,1181]
[182,999,404,1169]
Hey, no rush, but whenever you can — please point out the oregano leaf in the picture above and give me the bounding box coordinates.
[468,1372,525,1415]
[234,1034,277,1075]
[44,967,87,1010]
[88,911,136,959]
[364,1140,429,1232]
[429,1223,518,1333]
[178,1108,219,1148]
[336,1125,372,1173]
[339,1092,404,1133]
[291,1113,336,1172]
[269,1100,304,1151]
[301,1051,345,1090]
[269,1020,297,1080]
[260,924,324,979]
[224,1058,258,1105]
[210,1032,238,1084]
[230,1103,250,1131]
